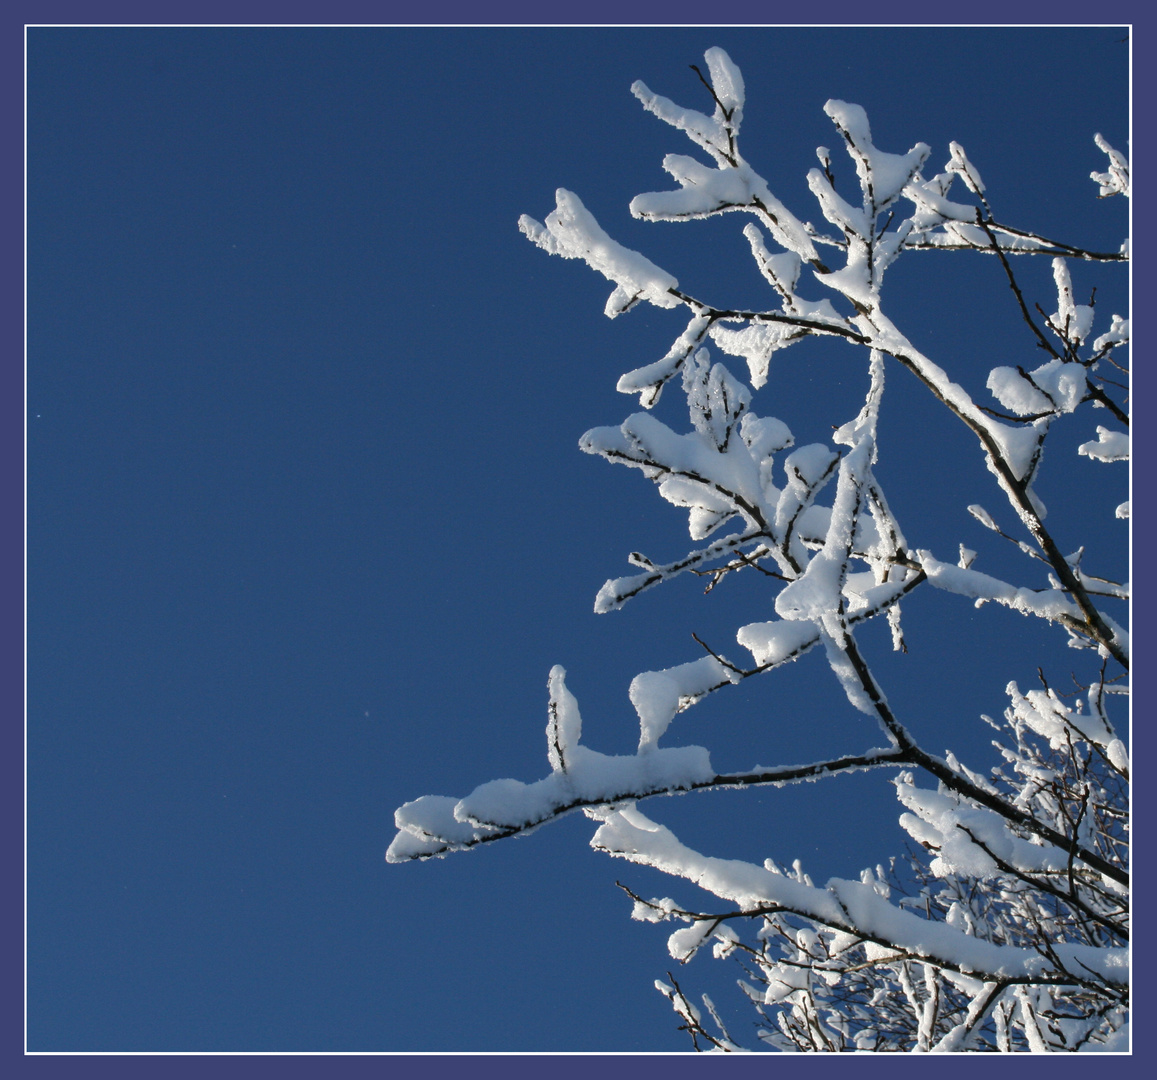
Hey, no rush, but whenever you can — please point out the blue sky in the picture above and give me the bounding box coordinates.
[27,25,1129,1052]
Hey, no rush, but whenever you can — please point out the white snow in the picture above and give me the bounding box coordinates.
[683,348,751,452]
[1004,679,1118,757]
[590,806,1126,986]
[916,550,1080,622]
[617,313,712,407]
[1078,426,1128,462]
[519,189,680,318]
[896,774,1071,878]
[1093,313,1129,353]
[628,49,820,263]
[737,618,821,669]
[1049,258,1094,344]
[1090,133,1130,197]
[823,100,931,216]
[631,655,740,751]
[987,358,1087,416]
[387,669,715,862]
[545,664,582,774]
[947,140,986,194]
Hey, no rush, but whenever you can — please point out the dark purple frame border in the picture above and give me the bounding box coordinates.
[13,1,1149,1077]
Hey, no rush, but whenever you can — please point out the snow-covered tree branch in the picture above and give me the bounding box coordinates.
[389,48,1128,1052]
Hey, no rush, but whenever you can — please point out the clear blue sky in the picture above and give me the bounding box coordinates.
[27,25,1128,1052]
